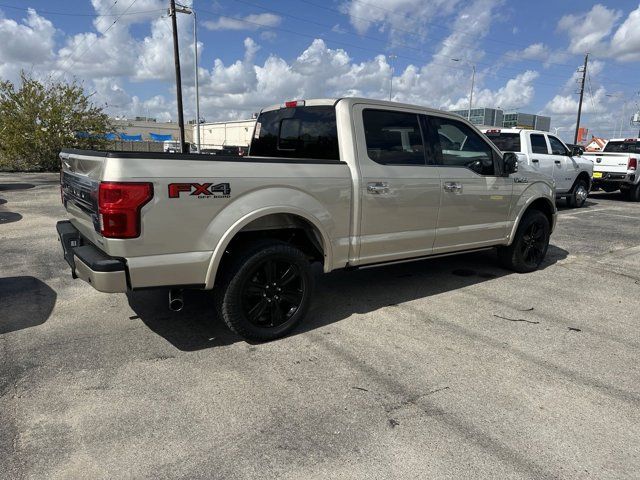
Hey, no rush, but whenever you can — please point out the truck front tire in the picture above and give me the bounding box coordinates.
[567,179,589,208]
[498,210,550,273]
[216,240,314,341]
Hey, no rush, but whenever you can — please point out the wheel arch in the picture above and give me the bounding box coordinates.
[571,171,592,191]
[204,206,332,289]
[507,194,556,246]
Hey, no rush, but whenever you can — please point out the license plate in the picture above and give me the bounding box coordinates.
[593,172,603,178]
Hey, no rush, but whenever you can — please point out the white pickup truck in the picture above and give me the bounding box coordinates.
[57,98,557,341]
[482,128,593,207]
[582,138,640,201]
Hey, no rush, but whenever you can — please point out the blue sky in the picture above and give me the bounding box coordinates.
[1,0,640,141]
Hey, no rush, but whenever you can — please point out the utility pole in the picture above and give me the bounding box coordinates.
[169,0,187,154]
[573,53,588,145]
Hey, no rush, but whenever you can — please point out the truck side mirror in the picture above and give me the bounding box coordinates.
[503,152,518,175]
[570,145,584,156]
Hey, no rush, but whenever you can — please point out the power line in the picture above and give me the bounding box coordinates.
[225,0,577,81]
[294,0,579,70]
[0,3,164,17]
[198,8,573,90]
[586,72,597,113]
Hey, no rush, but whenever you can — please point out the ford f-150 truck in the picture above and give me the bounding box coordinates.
[57,98,557,341]
[482,128,593,207]
[582,138,640,201]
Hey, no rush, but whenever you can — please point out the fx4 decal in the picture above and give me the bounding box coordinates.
[168,182,231,199]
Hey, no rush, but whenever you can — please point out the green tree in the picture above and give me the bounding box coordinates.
[0,72,112,171]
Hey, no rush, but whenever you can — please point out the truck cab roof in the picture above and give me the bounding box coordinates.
[260,97,483,120]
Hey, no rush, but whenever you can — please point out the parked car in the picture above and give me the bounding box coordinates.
[482,128,593,207]
[582,138,640,201]
[57,98,557,341]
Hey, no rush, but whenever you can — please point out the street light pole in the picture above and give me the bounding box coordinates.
[388,54,397,101]
[451,58,475,120]
[174,3,200,153]
[468,65,476,121]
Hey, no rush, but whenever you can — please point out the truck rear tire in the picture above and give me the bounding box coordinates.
[623,183,640,202]
[216,240,314,341]
[567,179,589,208]
[497,210,550,273]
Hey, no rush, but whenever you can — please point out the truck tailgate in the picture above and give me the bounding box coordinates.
[585,152,631,173]
[60,150,105,245]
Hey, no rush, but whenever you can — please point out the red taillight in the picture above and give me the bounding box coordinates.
[284,100,305,108]
[98,182,153,238]
[628,158,637,171]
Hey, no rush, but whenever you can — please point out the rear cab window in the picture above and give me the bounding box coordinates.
[603,140,640,153]
[484,131,521,152]
[250,106,339,160]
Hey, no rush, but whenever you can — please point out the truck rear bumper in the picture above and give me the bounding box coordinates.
[56,220,128,293]
[592,171,636,186]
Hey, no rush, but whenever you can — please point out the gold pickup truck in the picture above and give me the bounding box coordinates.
[57,98,557,341]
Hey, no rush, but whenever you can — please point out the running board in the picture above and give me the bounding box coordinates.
[350,247,495,270]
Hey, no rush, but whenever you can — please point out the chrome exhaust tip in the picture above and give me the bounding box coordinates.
[168,289,184,312]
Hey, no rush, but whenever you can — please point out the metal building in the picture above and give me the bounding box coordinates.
[450,108,503,128]
[502,112,551,131]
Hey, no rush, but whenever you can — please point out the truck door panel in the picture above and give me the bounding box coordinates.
[547,134,574,192]
[529,133,554,182]
[353,105,441,264]
[428,116,513,251]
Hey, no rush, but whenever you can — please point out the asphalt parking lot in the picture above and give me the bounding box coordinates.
[1,172,639,479]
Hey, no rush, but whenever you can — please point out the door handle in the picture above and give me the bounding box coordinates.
[443,181,462,193]
[554,160,561,164]
[367,182,389,194]
[531,158,539,163]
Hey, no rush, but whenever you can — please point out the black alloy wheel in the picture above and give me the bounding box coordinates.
[497,209,550,273]
[241,258,305,328]
[519,220,547,268]
[216,240,314,341]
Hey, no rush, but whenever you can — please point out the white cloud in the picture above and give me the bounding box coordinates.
[609,5,640,61]
[557,4,621,55]
[557,4,640,62]
[203,13,281,31]
[0,9,56,81]
[342,0,462,41]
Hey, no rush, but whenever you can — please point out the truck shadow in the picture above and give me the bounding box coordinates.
[128,245,568,351]
[0,276,57,334]
[0,183,35,191]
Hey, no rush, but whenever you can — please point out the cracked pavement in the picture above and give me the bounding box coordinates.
[1,173,639,479]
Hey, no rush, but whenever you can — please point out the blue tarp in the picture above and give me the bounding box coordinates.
[149,133,173,142]
[104,133,117,140]
[75,131,90,138]
[119,133,142,141]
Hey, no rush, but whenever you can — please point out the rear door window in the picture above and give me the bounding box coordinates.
[530,134,549,154]
[250,106,339,160]
[362,109,427,165]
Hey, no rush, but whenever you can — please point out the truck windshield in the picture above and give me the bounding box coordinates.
[250,106,339,160]
[484,132,521,152]
[603,141,640,153]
